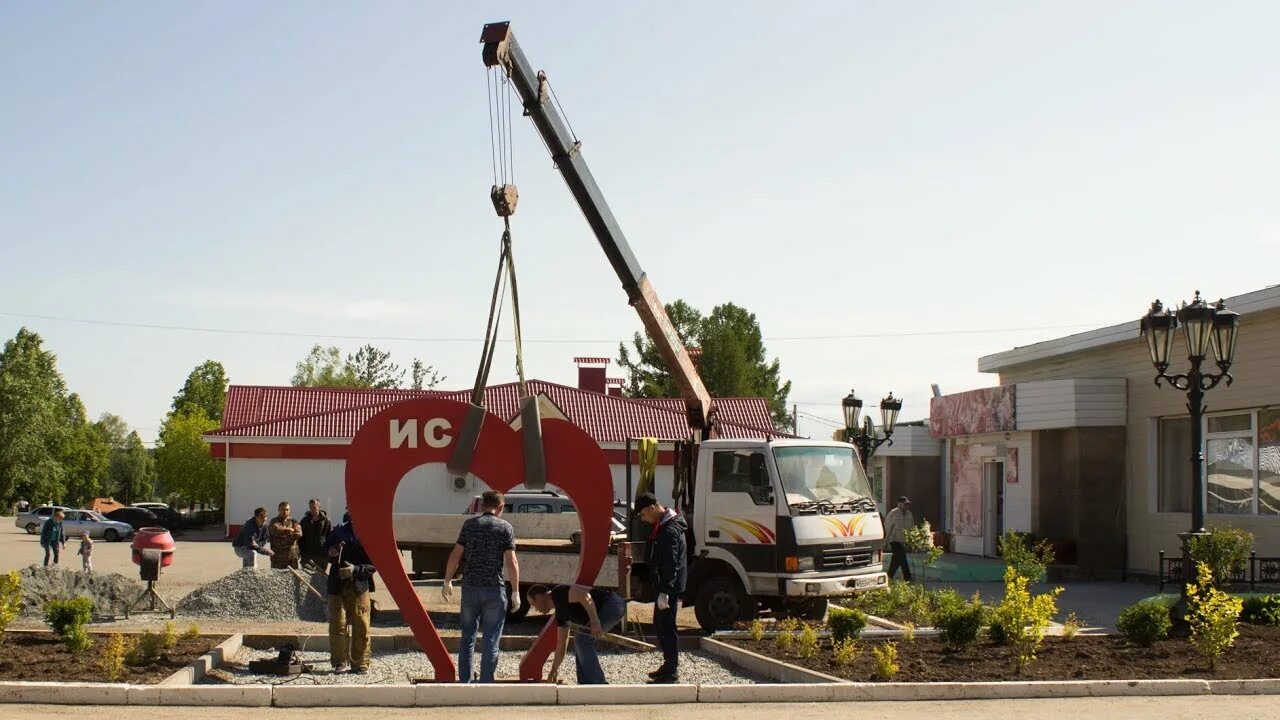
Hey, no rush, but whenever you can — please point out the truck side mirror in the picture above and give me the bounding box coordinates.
[749,454,774,505]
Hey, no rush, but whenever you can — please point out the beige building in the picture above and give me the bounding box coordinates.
[933,285,1279,577]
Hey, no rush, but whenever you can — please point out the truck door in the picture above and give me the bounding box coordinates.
[702,449,778,571]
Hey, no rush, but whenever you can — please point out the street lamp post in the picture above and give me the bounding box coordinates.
[841,390,904,463]
[1140,291,1240,605]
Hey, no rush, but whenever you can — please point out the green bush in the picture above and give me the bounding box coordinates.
[796,624,820,659]
[127,631,164,666]
[990,567,1062,671]
[828,607,867,642]
[848,582,929,624]
[43,597,93,637]
[62,626,92,654]
[1240,595,1280,627]
[1116,601,1172,647]
[934,596,985,647]
[998,531,1055,582]
[0,571,20,643]
[1189,527,1254,588]
[1186,561,1242,669]
[871,642,899,680]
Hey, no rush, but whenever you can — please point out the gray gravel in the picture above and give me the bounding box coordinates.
[209,646,771,686]
[15,564,146,617]
[177,568,328,621]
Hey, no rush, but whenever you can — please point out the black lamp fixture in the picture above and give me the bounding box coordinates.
[842,389,903,463]
[1140,291,1240,606]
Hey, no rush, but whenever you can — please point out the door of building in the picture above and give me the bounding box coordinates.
[983,460,1005,556]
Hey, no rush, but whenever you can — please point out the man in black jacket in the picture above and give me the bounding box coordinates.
[299,498,331,571]
[634,492,687,684]
[324,512,377,673]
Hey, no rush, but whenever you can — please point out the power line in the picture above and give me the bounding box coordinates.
[0,310,1105,346]
[797,411,844,429]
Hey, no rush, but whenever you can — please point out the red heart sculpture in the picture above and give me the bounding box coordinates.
[344,397,614,681]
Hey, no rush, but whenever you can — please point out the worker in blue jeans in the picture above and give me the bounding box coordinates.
[442,491,520,683]
[529,584,628,684]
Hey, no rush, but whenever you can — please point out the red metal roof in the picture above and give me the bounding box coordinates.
[210,382,789,443]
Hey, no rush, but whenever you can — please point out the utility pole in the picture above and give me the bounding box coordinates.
[792,404,798,435]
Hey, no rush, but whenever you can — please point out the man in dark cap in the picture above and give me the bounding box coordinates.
[324,511,377,673]
[883,495,914,581]
[633,491,686,684]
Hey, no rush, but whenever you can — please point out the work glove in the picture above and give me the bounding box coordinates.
[508,591,520,613]
[338,563,354,580]
[657,593,670,611]
[442,579,454,601]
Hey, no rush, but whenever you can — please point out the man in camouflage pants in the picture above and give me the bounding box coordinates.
[269,501,303,570]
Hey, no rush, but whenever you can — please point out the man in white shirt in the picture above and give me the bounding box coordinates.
[883,496,914,581]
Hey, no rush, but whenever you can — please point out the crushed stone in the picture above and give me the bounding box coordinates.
[14,564,147,618]
[176,568,328,622]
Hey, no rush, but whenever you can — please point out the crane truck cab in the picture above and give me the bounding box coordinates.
[673,438,888,630]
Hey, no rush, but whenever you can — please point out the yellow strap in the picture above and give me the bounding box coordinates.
[636,437,658,497]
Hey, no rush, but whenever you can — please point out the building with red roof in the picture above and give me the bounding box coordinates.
[205,359,791,535]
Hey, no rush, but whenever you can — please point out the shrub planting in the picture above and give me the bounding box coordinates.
[901,621,916,642]
[128,631,164,666]
[774,617,798,651]
[998,531,1055,582]
[99,633,129,681]
[1186,561,1242,669]
[1116,600,1172,647]
[162,621,178,649]
[831,637,859,666]
[43,596,93,637]
[1061,611,1082,640]
[0,572,20,643]
[934,595,985,647]
[1189,526,1253,588]
[828,606,867,642]
[796,624,820,659]
[181,622,201,642]
[748,618,766,641]
[872,642,899,680]
[1240,595,1280,627]
[989,566,1062,671]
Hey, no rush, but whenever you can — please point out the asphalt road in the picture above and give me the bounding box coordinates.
[0,697,1267,720]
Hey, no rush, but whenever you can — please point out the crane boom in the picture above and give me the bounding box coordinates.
[481,21,715,435]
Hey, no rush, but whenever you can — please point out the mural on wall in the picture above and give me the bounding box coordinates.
[952,444,983,537]
[930,386,1017,438]
[950,444,1019,537]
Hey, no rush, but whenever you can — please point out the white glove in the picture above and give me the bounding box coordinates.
[509,591,520,613]
[657,593,670,611]
[442,579,454,601]
[338,563,354,580]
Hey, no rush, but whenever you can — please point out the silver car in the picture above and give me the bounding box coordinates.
[15,506,134,542]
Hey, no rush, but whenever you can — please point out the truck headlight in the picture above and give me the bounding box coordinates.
[797,557,815,572]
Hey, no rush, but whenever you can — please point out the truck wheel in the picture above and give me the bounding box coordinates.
[778,598,828,622]
[694,576,754,632]
[25,523,38,535]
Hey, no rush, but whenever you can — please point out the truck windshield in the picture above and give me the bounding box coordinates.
[772,446,876,512]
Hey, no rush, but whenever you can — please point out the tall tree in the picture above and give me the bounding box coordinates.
[59,393,110,505]
[93,412,130,450]
[291,344,443,390]
[0,328,71,503]
[154,408,222,506]
[107,431,155,505]
[172,360,228,421]
[616,300,792,430]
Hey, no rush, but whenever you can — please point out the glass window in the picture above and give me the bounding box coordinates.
[772,445,875,509]
[517,504,551,514]
[1258,408,1280,516]
[1207,437,1255,514]
[711,450,773,505]
[1158,418,1192,513]
[1208,414,1252,434]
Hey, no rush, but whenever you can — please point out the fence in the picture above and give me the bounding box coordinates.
[1158,550,1280,593]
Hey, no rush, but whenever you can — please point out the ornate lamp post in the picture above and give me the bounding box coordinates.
[841,389,904,463]
[1140,291,1240,602]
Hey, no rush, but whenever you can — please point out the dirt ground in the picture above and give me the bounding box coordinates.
[728,624,1280,682]
[0,525,701,635]
[0,631,226,683]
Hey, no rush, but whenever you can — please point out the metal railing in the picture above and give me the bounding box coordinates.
[1158,550,1280,593]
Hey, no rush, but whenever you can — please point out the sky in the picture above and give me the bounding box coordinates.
[2,1,1278,444]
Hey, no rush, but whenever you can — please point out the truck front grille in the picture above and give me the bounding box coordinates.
[818,545,873,571]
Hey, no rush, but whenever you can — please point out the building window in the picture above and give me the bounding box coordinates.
[1158,417,1192,513]
[1160,409,1280,516]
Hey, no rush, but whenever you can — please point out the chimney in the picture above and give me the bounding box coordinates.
[606,378,625,397]
[574,356,610,394]
[686,347,703,370]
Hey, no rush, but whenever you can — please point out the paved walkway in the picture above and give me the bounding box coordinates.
[7,697,1272,720]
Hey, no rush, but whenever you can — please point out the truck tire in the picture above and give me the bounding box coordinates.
[778,598,828,622]
[694,575,754,632]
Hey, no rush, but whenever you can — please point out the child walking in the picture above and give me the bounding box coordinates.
[78,532,94,573]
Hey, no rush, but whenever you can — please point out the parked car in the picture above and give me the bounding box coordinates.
[105,507,170,533]
[61,510,135,542]
[464,491,628,533]
[15,505,72,534]
[130,503,182,531]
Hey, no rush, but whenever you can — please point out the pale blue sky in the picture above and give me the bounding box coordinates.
[2,1,1277,443]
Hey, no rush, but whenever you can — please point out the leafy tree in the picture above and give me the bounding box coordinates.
[154,409,222,506]
[617,300,792,429]
[291,344,443,390]
[171,360,228,421]
[60,393,110,505]
[93,413,130,450]
[107,431,156,505]
[411,359,444,390]
[0,328,71,503]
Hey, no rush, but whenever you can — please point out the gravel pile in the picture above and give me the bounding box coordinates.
[15,564,146,617]
[177,568,328,621]
[211,647,770,686]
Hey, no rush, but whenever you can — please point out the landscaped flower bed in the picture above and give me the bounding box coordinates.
[0,631,227,684]
[726,624,1280,682]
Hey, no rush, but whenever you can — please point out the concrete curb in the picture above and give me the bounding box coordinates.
[414,683,559,706]
[699,637,847,684]
[160,634,244,686]
[558,683,698,705]
[275,684,416,707]
[0,682,129,705]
